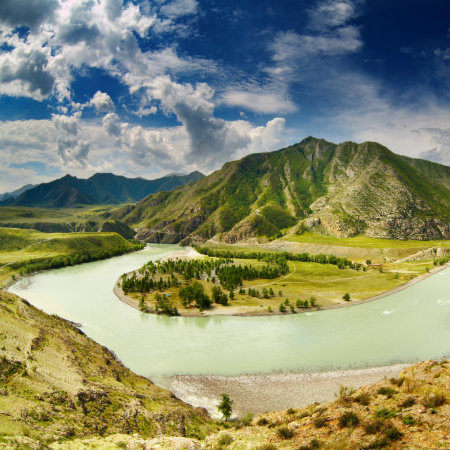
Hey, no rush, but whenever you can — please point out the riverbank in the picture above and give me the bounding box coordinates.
[163,363,408,418]
[114,245,450,316]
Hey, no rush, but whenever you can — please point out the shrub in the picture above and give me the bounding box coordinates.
[279,303,286,312]
[257,417,268,426]
[287,408,296,415]
[342,292,350,301]
[277,425,294,439]
[217,433,233,445]
[338,411,359,428]
[383,423,402,441]
[398,396,415,408]
[354,392,371,406]
[337,385,355,404]
[298,439,321,450]
[377,387,398,398]
[389,377,404,387]
[375,409,396,420]
[313,416,327,428]
[402,415,415,426]
[364,420,383,435]
[422,392,446,408]
[241,412,253,426]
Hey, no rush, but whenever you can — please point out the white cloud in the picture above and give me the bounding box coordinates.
[0,0,212,100]
[221,87,296,114]
[89,91,115,114]
[160,0,198,18]
[222,0,363,114]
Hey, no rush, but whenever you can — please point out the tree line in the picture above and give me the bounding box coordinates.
[195,246,360,270]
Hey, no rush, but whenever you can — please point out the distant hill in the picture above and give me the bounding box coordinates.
[0,172,204,208]
[0,184,36,201]
[115,137,450,242]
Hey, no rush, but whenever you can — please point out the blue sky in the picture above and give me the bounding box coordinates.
[0,0,449,191]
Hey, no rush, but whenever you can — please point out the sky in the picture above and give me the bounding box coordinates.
[0,0,449,192]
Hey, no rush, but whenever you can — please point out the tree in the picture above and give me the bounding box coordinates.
[218,393,233,420]
[179,281,211,310]
[212,286,228,305]
[309,296,317,307]
[343,292,351,301]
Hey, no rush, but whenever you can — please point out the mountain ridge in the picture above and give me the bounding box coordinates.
[115,137,450,243]
[0,171,204,208]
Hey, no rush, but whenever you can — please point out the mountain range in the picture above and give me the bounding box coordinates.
[0,172,204,208]
[0,184,37,201]
[115,137,450,243]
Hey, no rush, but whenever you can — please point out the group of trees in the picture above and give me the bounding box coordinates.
[179,281,212,310]
[14,243,144,275]
[196,247,360,270]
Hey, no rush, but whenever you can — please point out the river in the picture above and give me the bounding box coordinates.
[8,244,450,383]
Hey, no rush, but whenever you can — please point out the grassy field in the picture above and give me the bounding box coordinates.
[129,254,436,316]
[0,205,120,224]
[0,227,140,286]
[282,231,450,249]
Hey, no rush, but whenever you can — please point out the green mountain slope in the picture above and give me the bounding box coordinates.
[116,138,450,243]
[0,290,218,447]
[1,171,204,208]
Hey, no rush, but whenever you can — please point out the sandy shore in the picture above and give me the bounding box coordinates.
[162,364,408,418]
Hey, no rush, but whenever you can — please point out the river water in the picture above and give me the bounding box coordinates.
[8,244,450,382]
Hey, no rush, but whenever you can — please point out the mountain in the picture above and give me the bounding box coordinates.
[115,137,450,243]
[0,183,36,201]
[0,171,204,208]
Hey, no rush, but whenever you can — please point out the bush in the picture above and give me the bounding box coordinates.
[389,377,404,387]
[383,423,402,441]
[257,417,268,426]
[402,415,415,426]
[241,413,253,426]
[338,411,359,428]
[375,409,395,420]
[354,392,371,406]
[279,303,286,312]
[313,416,327,428]
[422,392,446,408]
[342,292,350,301]
[364,420,383,435]
[377,387,398,398]
[298,439,321,450]
[277,425,293,439]
[398,396,415,408]
[217,433,233,445]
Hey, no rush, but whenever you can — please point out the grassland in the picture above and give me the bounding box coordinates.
[0,227,141,287]
[282,231,450,249]
[0,205,118,225]
[123,248,439,316]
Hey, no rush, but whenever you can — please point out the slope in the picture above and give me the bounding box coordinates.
[0,290,218,447]
[1,171,204,208]
[116,137,450,243]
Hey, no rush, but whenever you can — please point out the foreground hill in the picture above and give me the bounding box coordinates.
[0,291,218,448]
[116,137,450,243]
[1,172,204,208]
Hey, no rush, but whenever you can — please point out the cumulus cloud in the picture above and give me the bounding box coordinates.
[53,114,91,166]
[0,0,212,100]
[89,91,115,114]
[100,77,287,171]
[0,0,59,29]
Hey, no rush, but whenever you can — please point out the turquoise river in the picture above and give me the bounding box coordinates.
[8,244,450,382]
